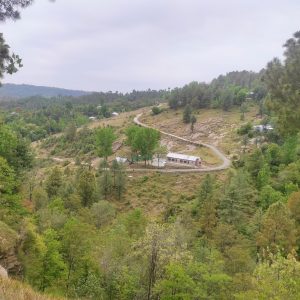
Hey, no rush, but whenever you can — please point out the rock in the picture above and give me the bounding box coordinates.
[0,265,8,278]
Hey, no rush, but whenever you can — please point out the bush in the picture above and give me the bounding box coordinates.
[237,123,252,135]
[152,106,161,115]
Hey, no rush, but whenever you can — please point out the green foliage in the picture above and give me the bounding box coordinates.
[45,167,63,199]
[183,104,192,123]
[64,122,77,142]
[90,201,116,228]
[61,218,96,296]
[0,156,16,194]
[264,31,300,135]
[237,123,252,136]
[190,115,197,132]
[152,106,161,115]
[256,202,297,255]
[236,252,300,299]
[219,171,257,231]
[126,126,160,164]
[95,126,116,160]
[76,168,97,207]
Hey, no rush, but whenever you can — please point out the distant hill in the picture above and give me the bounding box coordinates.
[0,83,91,99]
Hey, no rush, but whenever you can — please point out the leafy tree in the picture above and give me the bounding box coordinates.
[221,89,234,111]
[219,171,257,231]
[98,160,112,200]
[259,185,284,210]
[64,122,77,141]
[240,102,248,120]
[0,156,16,195]
[236,252,300,299]
[190,115,197,132]
[198,174,215,206]
[264,31,300,135]
[32,186,49,211]
[134,223,189,300]
[95,126,116,161]
[76,168,97,207]
[183,104,192,123]
[45,167,63,199]
[287,191,300,225]
[152,106,161,115]
[245,149,265,179]
[256,201,297,255]
[0,1,36,82]
[0,1,34,22]
[19,221,45,289]
[126,126,160,165]
[39,229,66,292]
[256,163,270,189]
[154,263,197,299]
[114,162,126,200]
[90,200,116,228]
[61,218,96,294]
[154,144,168,168]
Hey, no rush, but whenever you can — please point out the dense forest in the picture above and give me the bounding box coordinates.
[1,1,300,300]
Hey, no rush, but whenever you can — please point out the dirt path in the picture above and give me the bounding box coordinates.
[133,112,231,173]
[33,110,230,173]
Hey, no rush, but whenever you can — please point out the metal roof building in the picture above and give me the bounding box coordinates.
[166,152,201,167]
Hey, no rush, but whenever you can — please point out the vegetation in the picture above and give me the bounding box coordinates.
[1,5,300,298]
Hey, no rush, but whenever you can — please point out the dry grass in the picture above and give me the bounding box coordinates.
[0,277,65,300]
[141,104,260,155]
[118,170,227,216]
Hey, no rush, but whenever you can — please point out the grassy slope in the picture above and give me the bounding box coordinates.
[0,277,65,300]
[141,104,260,155]
[30,104,260,216]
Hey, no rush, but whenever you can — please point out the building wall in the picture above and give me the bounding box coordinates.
[167,157,200,166]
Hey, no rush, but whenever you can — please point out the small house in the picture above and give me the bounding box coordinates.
[166,152,201,167]
[116,157,128,164]
[253,124,273,132]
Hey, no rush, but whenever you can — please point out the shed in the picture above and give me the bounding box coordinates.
[112,112,119,117]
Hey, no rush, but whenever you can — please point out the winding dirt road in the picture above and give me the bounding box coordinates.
[33,110,231,173]
[132,112,231,173]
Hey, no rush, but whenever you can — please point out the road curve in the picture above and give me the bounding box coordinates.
[133,112,231,173]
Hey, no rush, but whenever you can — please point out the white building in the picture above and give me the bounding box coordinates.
[112,112,119,117]
[116,157,128,163]
[253,124,273,132]
[89,116,97,121]
[166,152,201,167]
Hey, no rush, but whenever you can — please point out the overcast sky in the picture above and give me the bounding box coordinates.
[1,0,300,92]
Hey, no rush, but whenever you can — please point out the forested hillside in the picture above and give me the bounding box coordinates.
[0,83,91,99]
[1,1,300,300]
[0,31,300,299]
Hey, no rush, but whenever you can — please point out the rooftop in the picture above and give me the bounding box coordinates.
[167,152,200,162]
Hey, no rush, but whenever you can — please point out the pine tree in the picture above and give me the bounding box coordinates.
[256,201,297,255]
[183,104,192,123]
[218,170,257,231]
[45,167,62,199]
[77,168,97,207]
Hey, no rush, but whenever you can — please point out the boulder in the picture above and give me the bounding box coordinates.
[0,265,8,278]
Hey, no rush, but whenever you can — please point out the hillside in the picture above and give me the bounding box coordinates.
[0,83,91,99]
[0,277,64,300]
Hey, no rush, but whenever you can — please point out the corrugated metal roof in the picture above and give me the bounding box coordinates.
[167,152,200,162]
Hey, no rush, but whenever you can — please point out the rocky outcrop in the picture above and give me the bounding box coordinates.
[0,221,22,276]
[0,265,8,278]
